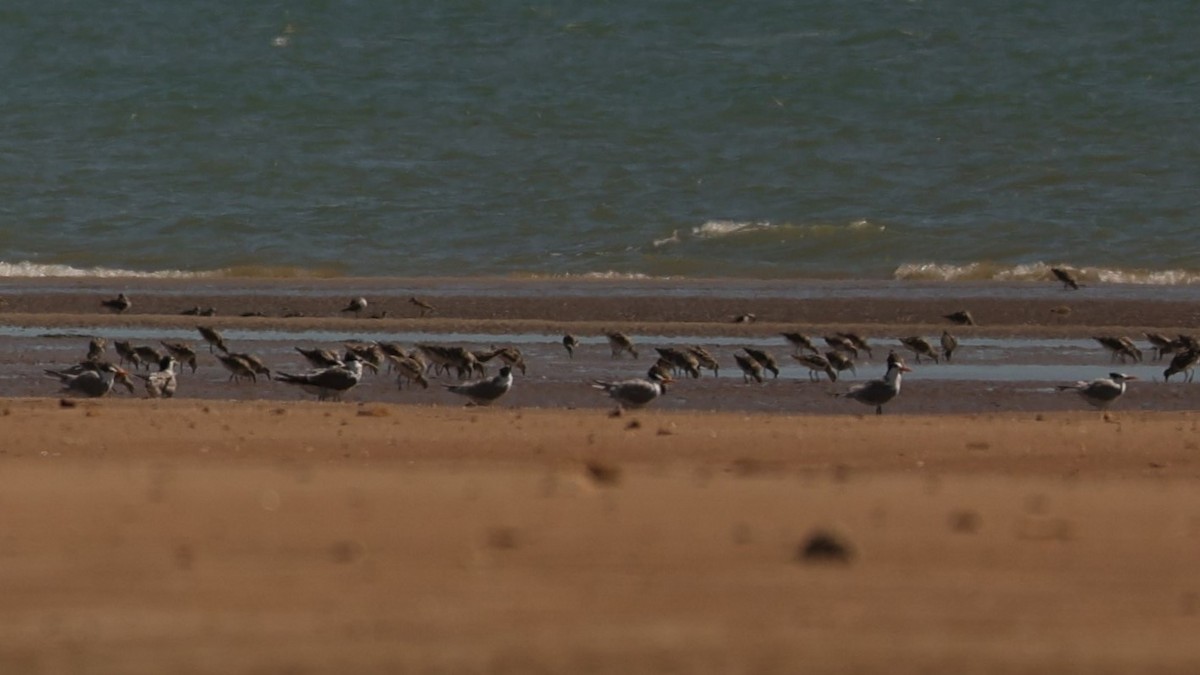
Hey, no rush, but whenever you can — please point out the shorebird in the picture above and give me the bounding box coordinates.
[823,335,859,359]
[341,297,368,317]
[133,345,164,369]
[181,305,217,316]
[197,326,229,354]
[86,337,106,363]
[792,353,837,382]
[742,347,780,378]
[296,346,343,370]
[230,352,272,380]
[1163,349,1199,383]
[100,293,131,314]
[840,353,911,415]
[900,336,940,364]
[781,332,819,355]
[474,346,528,376]
[410,296,435,317]
[1093,336,1141,363]
[940,331,959,362]
[562,334,579,358]
[1051,267,1081,290]
[137,356,178,398]
[1144,332,1178,361]
[685,345,720,377]
[389,353,430,390]
[344,342,385,373]
[45,361,128,398]
[113,340,142,370]
[824,350,857,377]
[655,347,701,379]
[835,332,873,359]
[216,353,260,383]
[605,332,638,359]
[943,310,976,326]
[734,352,765,383]
[733,313,757,324]
[1057,373,1136,410]
[276,353,365,402]
[592,368,671,414]
[160,341,199,373]
[417,344,481,379]
[445,365,514,406]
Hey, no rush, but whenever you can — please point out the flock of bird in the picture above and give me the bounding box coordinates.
[39,272,1182,415]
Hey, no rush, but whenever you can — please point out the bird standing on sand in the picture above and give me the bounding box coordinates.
[341,297,368,317]
[734,352,764,383]
[101,293,131,314]
[276,353,364,401]
[793,353,838,382]
[742,347,780,378]
[840,353,911,415]
[940,331,959,362]
[1057,373,1136,410]
[137,356,178,398]
[1093,336,1142,363]
[445,365,514,406]
[900,336,941,364]
[733,313,757,324]
[562,334,579,358]
[45,361,128,398]
[606,332,638,359]
[410,296,435,317]
[943,310,976,326]
[160,341,199,373]
[592,368,672,414]
[197,326,229,354]
[1051,267,1081,290]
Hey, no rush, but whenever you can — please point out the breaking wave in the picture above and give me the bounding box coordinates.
[894,261,1200,285]
[653,219,884,248]
[0,261,351,279]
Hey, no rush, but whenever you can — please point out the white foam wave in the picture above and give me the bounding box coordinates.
[668,218,883,245]
[0,261,217,279]
[690,219,777,239]
[894,261,1200,285]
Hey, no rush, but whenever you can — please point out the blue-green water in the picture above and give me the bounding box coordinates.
[2,0,1199,281]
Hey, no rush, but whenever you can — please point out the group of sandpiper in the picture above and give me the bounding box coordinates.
[39,277,1176,414]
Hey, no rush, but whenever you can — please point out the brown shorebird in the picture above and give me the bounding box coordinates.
[835,332,873,359]
[160,341,199,373]
[1144,332,1177,361]
[197,326,229,354]
[1058,373,1136,410]
[734,352,764,383]
[562,334,579,358]
[181,305,217,316]
[445,366,513,406]
[101,293,131,314]
[733,313,757,324]
[742,347,780,378]
[943,310,976,326]
[1164,349,1200,383]
[296,346,344,370]
[592,368,671,413]
[824,350,856,377]
[86,338,107,363]
[605,332,638,359]
[823,335,859,359]
[133,345,164,369]
[1093,336,1141,363]
[781,332,819,355]
[940,331,959,362]
[655,347,701,379]
[410,297,435,317]
[1051,267,1081,290]
[840,353,911,415]
[113,341,142,369]
[900,336,940,364]
[685,345,720,377]
[793,353,837,382]
[388,353,430,390]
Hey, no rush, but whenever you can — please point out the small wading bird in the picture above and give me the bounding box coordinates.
[1057,373,1136,411]
[341,297,368,317]
[562,334,579,358]
[900,336,940,364]
[605,332,638,359]
[45,361,130,398]
[445,365,514,406]
[781,332,819,356]
[101,293,131,314]
[1051,267,1081,290]
[197,326,229,354]
[943,310,976,326]
[940,331,959,362]
[592,368,672,414]
[839,353,911,415]
[742,347,780,378]
[276,353,365,402]
[137,355,178,398]
[734,351,765,383]
[410,296,435,317]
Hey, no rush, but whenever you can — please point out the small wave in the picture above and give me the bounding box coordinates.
[691,220,778,239]
[518,270,662,281]
[0,261,217,279]
[679,218,884,244]
[894,261,1200,285]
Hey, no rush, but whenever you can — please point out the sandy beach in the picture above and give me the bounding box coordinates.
[2,277,1199,673]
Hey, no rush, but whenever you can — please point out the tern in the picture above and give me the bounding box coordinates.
[445,365,514,406]
[840,353,911,415]
[1057,373,1136,410]
[100,293,131,314]
[276,353,365,401]
[137,356,178,398]
[45,361,128,398]
[592,368,672,413]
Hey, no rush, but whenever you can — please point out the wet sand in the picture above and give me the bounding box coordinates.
[2,277,1200,672]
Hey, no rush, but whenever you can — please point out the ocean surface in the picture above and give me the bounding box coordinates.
[2,0,1199,283]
